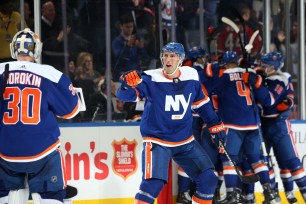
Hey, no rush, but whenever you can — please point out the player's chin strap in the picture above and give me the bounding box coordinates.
[162,60,182,76]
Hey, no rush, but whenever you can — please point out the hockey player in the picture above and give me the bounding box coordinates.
[213,51,278,204]
[259,52,306,203]
[176,46,223,204]
[116,42,227,204]
[0,28,81,204]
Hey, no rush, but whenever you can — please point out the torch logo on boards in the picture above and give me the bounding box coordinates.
[112,138,138,180]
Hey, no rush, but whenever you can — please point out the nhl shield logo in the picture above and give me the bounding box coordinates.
[112,138,138,180]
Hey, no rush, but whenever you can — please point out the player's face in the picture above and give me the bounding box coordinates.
[262,63,275,75]
[161,52,181,74]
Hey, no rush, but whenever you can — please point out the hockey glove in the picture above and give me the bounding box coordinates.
[208,121,226,153]
[276,98,293,112]
[119,70,143,89]
[242,72,262,89]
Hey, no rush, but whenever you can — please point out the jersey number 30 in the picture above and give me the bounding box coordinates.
[3,87,41,124]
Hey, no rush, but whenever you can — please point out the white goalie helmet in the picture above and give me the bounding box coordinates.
[10,28,43,62]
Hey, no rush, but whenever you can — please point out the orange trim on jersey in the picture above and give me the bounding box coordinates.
[205,63,213,77]
[286,120,299,157]
[60,104,79,119]
[143,135,194,147]
[223,166,239,171]
[162,69,181,80]
[201,84,209,96]
[244,172,255,176]
[193,95,209,107]
[57,149,67,188]
[132,87,141,101]
[291,168,305,177]
[253,163,266,170]
[178,166,184,172]
[192,196,212,204]
[225,124,258,130]
[280,169,291,174]
[218,68,227,77]
[145,142,152,179]
[255,75,262,88]
[0,140,60,161]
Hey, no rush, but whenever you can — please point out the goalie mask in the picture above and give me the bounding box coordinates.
[261,52,284,72]
[10,28,43,62]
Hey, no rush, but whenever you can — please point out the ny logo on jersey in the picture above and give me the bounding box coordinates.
[165,94,192,120]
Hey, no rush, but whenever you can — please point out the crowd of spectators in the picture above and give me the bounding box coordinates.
[3,0,302,122]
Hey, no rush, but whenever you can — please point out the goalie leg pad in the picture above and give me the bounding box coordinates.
[8,188,29,204]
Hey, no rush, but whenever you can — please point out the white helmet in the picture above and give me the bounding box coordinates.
[10,28,43,62]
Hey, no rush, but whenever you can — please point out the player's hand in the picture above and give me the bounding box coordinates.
[119,70,142,89]
[242,72,262,89]
[208,121,226,153]
[276,98,293,112]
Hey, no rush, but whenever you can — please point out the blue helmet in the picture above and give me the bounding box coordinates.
[261,52,284,71]
[161,42,185,59]
[10,28,43,62]
[221,51,238,65]
[186,46,206,62]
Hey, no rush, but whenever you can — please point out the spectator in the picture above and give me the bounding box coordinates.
[40,0,71,70]
[76,52,102,84]
[111,12,148,81]
[24,1,34,30]
[41,0,91,72]
[73,52,101,120]
[0,0,21,63]
[86,77,117,121]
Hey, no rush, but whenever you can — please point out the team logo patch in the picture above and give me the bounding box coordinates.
[112,138,138,180]
[51,176,58,183]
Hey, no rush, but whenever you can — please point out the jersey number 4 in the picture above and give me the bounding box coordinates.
[236,81,252,105]
[3,87,41,124]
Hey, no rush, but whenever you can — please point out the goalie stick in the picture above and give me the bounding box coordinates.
[219,140,259,184]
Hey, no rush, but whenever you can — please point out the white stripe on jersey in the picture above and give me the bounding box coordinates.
[144,66,199,82]
[0,61,62,83]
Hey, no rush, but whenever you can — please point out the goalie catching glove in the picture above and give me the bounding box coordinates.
[208,121,226,153]
[119,70,143,89]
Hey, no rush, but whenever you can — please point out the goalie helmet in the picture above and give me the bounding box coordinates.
[186,46,206,62]
[261,52,284,71]
[221,51,238,65]
[161,42,185,59]
[10,28,43,62]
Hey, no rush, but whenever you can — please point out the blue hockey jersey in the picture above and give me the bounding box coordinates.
[0,61,80,162]
[261,72,294,118]
[213,68,275,130]
[116,66,221,147]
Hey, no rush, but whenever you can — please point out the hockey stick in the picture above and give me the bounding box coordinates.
[219,140,259,184]
[221,17,245,55]
[245,30,259,54]
[221,17,269,159]
[0,63,9,100]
